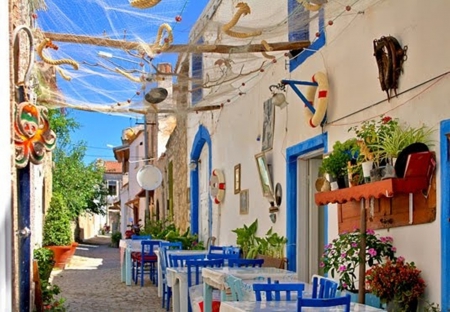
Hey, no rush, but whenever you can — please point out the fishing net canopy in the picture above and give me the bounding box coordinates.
[30,0,372,119]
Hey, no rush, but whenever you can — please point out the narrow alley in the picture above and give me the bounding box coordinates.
[51,236,166,312]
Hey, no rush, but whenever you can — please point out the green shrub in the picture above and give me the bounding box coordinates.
[110,231,122,248]
[43,193,72,246]
[34,247,55,282]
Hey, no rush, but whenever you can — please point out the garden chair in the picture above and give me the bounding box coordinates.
[169,253,206,267]
[311,275,338,298]
[132,240,159,287]
[253,282,305,301]
[159,242,182,311]
[186,259,225,312]
[228,258,264,268]
[297,294,351,312]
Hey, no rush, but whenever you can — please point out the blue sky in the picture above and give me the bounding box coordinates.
[38,0,210,163]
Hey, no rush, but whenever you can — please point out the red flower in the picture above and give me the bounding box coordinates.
[381,116,392,124]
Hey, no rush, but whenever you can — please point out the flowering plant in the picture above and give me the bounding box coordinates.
[320,229,397,292]
[366,257,426,309]
[348,115,399,164]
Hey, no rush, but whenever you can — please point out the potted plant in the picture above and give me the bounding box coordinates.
[366,257,426,311]
[233,219,287,268]
[320,139,359,188]
[110,231,122,248]
[43,192,76,269]
[320,228,397,304]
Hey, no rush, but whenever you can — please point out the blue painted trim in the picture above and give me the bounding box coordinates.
[189,125,212,237]
[286,133,328,271]
[290,32,326,72]
[440,120,450,311]
[18,166,31,312]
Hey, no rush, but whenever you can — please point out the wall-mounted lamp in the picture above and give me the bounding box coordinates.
[269,83,288,109]
[189,159,201,171]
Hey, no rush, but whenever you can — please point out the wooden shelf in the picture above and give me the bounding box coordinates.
[314,177,428,206]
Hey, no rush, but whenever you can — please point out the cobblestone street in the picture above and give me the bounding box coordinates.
[52,236,166,312]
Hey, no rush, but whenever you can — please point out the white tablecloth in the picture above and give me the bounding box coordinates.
[201,267,301,312]
[219,301,384,312]
[156,249,208,297]
[119,239,165,286]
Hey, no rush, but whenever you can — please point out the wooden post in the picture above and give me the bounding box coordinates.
[358,199,366,304]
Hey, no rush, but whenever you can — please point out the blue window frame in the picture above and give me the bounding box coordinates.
[288,0,326,72]
[191,38,203,105]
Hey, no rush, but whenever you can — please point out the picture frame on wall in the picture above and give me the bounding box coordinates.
[234,164,241,194]
[240,189,249,214]
[255,152,275,201]
[261,98,275,152]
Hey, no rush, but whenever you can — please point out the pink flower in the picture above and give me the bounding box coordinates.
[382,116,392,124]
[366,229,375,235]
[339,265,347,272]
[342,282,348,289]
[351,242,358,248]
[320,262,325,268]
[341,253,347,258]
[391,247,397,252]
[397,256,405,263]
[368,248,377,257]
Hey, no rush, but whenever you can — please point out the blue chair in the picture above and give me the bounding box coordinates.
[159,242,182,311]
[186,259,225,312]
[208,246,241,260]
[169,253,206,267]
[253,282,305,301]
[132,240,159,287]
[131,234,151,240]
[228,258,264,268]
[311,275,338,298]
[297,294,351,312]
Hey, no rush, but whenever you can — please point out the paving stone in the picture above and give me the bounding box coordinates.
[51,236,166,312]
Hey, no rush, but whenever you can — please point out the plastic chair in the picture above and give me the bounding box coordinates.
[253,282,305,301]
[169,253,206,268]
[132,240,159,287]
[225,275,245,301]
[311,275,338,298]
[228,258,264,268]
[159,242,182,311]
[297,294,351,312]
[186,259,225,312]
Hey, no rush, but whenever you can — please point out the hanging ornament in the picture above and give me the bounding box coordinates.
[175,15,182,22]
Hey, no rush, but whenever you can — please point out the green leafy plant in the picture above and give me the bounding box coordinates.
[232,219,258,258]
[423,301,441,312]
[320,228,397,292]
[163,227,205,250]
[43,193,72,247]
[34,247,67,311]
[366,257,426,309]
[110,231,122,248]
[233,219,287,259]
[319,139,359,179]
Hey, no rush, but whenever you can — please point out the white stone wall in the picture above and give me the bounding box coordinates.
[186,0,448,303]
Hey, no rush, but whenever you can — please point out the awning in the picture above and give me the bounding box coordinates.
[125,197,139,208]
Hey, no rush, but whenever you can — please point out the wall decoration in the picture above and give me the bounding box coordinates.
[275,183,282,206]
[255,152,274,201]
[240,189,249,214]
[373,36,408,101]
[210,169,226,204]
[261,98,275,152]
[234,164,241,194]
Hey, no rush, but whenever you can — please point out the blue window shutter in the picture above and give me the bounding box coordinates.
[288,0,309,42]
[191,38,203,105]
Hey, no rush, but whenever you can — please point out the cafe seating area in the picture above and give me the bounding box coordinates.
[119,237,385,312]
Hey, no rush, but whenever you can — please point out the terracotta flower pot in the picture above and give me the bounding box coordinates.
[45,245,72,269]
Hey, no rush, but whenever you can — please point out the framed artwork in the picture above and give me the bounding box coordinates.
[254,152,274,201]
[261,98,275,152]
[234,164,241,194]
[240,189,249,214]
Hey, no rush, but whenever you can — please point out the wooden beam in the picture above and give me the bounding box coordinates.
[42,32,310,54]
